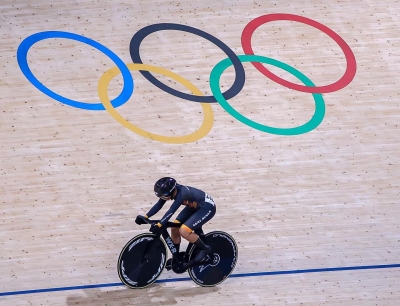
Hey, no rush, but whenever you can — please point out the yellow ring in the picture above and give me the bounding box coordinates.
[98,63,214,144]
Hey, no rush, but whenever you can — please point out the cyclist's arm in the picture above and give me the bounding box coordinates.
[157,195,182,227]
[145,198,166,218]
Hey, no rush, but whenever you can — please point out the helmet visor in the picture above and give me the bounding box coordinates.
[155,191,171,200]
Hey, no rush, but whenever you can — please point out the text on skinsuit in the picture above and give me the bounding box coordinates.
[193,210,212,227]
[205,193,215,205]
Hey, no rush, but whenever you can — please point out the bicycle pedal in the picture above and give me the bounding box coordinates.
[165,258,172,271]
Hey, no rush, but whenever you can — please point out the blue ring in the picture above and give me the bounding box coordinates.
[130,23,245,103]
[17,31,134,110]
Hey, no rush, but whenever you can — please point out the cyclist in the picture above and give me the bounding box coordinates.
[135,177,216,263]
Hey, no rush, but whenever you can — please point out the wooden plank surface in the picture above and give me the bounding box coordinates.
[0,0,399,305]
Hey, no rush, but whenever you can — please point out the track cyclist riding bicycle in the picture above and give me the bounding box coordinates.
[135,177,216,263]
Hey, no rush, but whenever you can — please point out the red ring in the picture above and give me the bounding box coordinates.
[241,13,357,93]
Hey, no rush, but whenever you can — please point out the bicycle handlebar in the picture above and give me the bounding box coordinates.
[137,215,181,228]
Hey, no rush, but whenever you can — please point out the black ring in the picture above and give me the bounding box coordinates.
[130,23,245,103]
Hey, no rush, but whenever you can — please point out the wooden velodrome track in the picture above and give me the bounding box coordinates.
[1,0,400,305]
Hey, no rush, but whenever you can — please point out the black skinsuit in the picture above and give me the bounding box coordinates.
[146,184,216,230]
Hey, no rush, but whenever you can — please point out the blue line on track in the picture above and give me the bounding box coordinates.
[1,263,399,297]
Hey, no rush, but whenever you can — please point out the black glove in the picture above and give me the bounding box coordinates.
[135,215,147,225]
[150,223,163,235]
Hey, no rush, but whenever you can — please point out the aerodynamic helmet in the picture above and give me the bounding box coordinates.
[154,177,177,199]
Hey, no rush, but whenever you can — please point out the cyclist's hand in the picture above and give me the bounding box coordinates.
[150,223,162,235]
[135,215,147,225]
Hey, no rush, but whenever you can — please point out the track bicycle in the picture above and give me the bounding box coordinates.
[117,216,238,288]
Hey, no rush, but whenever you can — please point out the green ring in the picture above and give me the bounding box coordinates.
[209,54,325,135]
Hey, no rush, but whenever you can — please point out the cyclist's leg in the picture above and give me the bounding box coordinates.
[172,206,195,254]
[194,227,207,246]
[180,202,216,262]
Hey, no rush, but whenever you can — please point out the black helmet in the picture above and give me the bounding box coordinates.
[154,177,177,199]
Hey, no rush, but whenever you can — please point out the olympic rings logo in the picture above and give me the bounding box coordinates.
[17,13,356,144]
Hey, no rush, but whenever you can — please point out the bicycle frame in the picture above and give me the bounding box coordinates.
[137,216,210,269]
